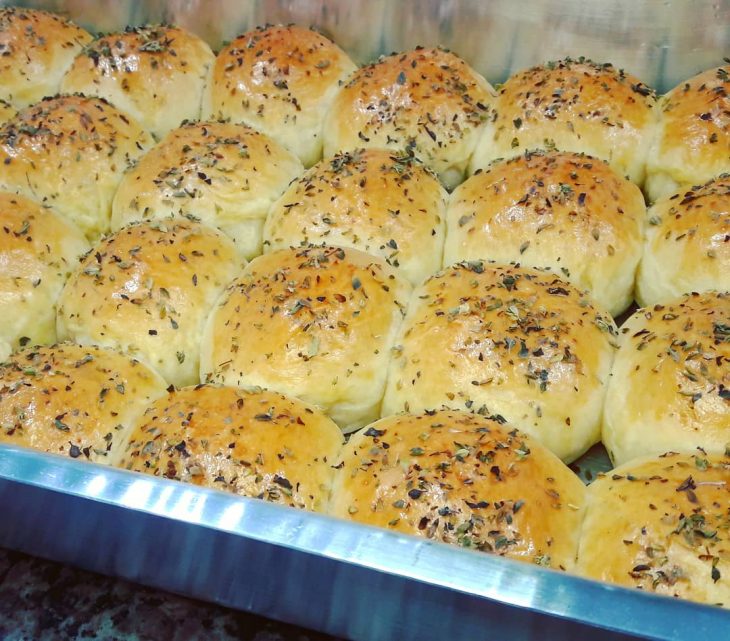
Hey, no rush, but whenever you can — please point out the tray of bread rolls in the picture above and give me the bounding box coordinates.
[0,1,728,639]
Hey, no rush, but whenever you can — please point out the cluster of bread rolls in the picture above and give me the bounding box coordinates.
[0,6,727,608]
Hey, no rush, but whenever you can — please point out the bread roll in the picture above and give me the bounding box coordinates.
[0,95,153,240]
[577,452,730,607]
[0,343,167,463]
[382,262,617,463]
[470,58,656,185]
[323,47,495,189]
[0,192,89,362]
[445,151,645,316]
[645,65,730,203]
[57,220,241,388]
[112,121,303,260]
[602,291,730,466]
[0,7,92,108]
[637,176,730,306]
[330,410,586,570]
[61,25,216,139]
[118,384,343,511]
[264,148,448,285]
[201,246,412,431]
[209,24,357,167]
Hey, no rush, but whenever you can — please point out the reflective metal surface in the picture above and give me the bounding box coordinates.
[6,0,730,91]
[1,445,728,640]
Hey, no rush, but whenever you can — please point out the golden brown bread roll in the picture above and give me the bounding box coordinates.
[470,58,656,185]
[0,7,92,108]
[57,220,242,388]
[0,95,153,240]
[118,384,343,511]
[201,245,413,431]
[323,47,495,189]
[264,148,448,285]
[637,175,730,306]
[645,65,730,203]
[382,262,617,463]
[0,192,89,362]
[330,410,586,570]
[61,25,216,139]
[111,120,304,260]
[209,24,357,168]
[602,292,730,467]
[0,343,167,463]
[445,151,645,316]
[576,452,730,607]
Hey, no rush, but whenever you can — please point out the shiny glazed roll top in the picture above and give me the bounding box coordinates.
[0,7,92,108]
[445,151,645,316]
[57,220,242,388]
[201,246,413,432]
[118,384,343,512]
[602,291,730,466]
[470,58,656,185]
[330,410,586,570]
[112,121,303,260]
[0,343,167,464]
[576,452,730,608]
[0,100,16,125]
[264,148,448,285]
[637,175,730,307]
[0,192,89,361]
[323,47,495,189]
[61,25,216,139]
[0,95,153,240]
[209,24,356,167]
[382,262,617,463]
[645,65,730,203]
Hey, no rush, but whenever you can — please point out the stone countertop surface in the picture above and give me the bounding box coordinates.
[0,547,337,641]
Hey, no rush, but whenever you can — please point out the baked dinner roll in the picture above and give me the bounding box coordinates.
[330,410,586,570]
[118,384,343,511]
[0,192,89,362]
[445,151,645,316]
[264,148,448,285]
[602,291,730,466]
[645,65,730,203]
[209,24,357,167]
[0,343,167,464]
[470,58,656,185]
[201,246,412,431]
[57,220,241,388]
[382,262,617,463]
[637,175,730,306]
[0,7,92,108]
[112,121,303,260]
[61,25,216,139]
[0,95,153,240]
[323,47,495,189]
[577,452,730,607]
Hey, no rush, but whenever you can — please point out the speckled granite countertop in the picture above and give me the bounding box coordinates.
[0,547,337,641]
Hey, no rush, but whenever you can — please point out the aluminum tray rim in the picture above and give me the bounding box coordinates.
[0,444,728,641]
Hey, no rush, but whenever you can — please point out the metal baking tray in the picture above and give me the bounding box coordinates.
[0,1,729,639]
[1,444,729,641]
